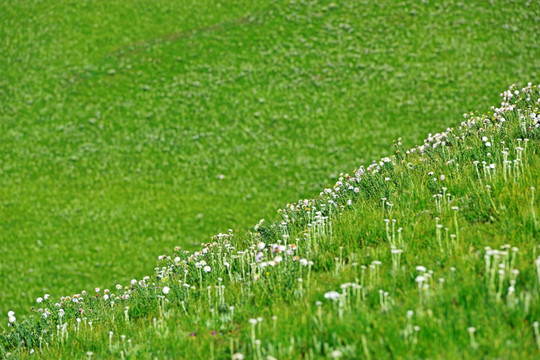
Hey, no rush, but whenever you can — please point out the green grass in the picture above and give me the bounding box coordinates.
[1,0,539,318]
[2,84,540,359]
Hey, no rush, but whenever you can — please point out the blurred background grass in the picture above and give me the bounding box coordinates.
[0,0,538,315]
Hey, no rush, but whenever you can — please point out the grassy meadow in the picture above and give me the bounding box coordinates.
[1,0,540,358]
[1,0,539,317]
[3,84,540,359]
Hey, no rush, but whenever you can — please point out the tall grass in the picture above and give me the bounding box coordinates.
[2,83,539,359]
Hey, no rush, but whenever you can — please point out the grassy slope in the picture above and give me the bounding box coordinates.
[1,0,539,316]
[2,85,540,359]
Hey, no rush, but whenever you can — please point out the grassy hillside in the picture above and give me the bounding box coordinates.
[2,84,540,359]
[1,0,539,318]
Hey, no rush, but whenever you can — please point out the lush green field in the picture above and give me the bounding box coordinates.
[3,85,540,359]
[0,0,538,331]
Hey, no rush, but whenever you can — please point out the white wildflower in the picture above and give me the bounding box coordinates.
[324,291,341,301]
